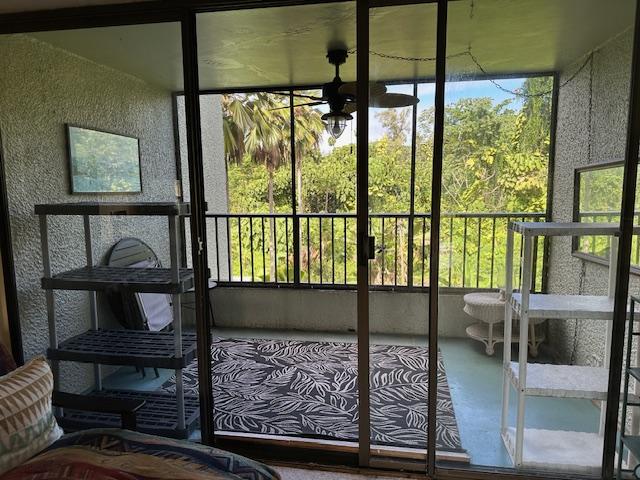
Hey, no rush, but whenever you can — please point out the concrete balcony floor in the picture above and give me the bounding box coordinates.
[103,329,600,470]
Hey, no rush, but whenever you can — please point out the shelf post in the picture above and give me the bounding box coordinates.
[169,215,185,431]
[609,236,619,300]
[515,233,534,466]
[39,214,59,391]
[599,236,619,435]
[501,226,515,436]
[619,297,638,475]
[632,312,640,468]
[83,215,102,391]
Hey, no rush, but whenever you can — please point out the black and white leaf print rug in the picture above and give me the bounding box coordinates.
[162,337,466,454]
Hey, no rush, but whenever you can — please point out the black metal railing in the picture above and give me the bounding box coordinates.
[205,211,546,290]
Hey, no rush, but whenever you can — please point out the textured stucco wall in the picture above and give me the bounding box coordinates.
[177,94,229,276]
[548,28,636,366]
[179,287,476,338]
[0,34,177,392]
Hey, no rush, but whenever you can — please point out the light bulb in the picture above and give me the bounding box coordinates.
[321,111,352,140]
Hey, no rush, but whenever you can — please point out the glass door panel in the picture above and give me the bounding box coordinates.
[194,4,359,453]
[435,0,637,477]
[0,22,195,437]
[366,2,437,469]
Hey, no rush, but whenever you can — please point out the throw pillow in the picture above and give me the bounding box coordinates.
[0,356,63,475]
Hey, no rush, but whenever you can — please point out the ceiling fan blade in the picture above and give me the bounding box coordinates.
[294,101,326,108]
[339,81,387,98]
[341,92,418,114]
[270,101,326,111]
[370,92,419,108]
[273,92,325,101]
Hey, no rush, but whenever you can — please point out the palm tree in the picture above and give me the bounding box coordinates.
[221,92,323,280]
[292,100,325,213]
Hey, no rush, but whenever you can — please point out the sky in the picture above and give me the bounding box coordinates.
[319,77,527,153]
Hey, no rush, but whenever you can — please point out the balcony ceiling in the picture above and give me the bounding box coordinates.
[0,0,145,14]
[30,0,634,91]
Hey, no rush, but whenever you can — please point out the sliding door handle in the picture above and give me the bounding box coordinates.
[360,234,376,265]
[367,235,375,260]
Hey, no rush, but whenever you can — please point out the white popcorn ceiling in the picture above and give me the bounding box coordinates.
[28,0,635,91]
[0,0,146,14]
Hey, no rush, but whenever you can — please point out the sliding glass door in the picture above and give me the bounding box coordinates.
[189,0,640,477]
[343,0,443,471]
[361,1,438,470]
[191,4,361,454]
[433,1,639,478]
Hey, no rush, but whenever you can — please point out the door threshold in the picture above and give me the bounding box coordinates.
[215,431,470,464]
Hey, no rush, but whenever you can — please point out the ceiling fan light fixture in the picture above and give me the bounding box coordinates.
[322,111,352,139]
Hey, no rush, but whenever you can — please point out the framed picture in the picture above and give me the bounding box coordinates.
[66,125,142,194]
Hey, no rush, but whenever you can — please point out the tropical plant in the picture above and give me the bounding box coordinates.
[221,92,324,280]
[292,99,325,213]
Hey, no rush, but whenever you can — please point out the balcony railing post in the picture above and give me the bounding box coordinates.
[448,216,453,287]
[422,216,427,287]
[394,217,398,286]
[293,215,301,284]
[249,216,254,282]
[344,217,348,284]
[462,217,468,288]
[214,218,220,281]
[332,217,335,284]
[531,217,539,292]
[476,218,482,288]
[289,91,301,285]
[306,217,311,283]
[319,217,323,284]
[271,217,277,283]
[489,217,496,288]
[285,217,290,282]
[381,217,386,286]
[237,217,243,281]
[226,217,231,281]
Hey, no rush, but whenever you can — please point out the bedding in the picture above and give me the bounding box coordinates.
[0,428,280,480]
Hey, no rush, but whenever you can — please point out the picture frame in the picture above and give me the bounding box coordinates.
[66,124,142,194]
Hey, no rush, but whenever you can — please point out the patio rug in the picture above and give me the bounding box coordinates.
[161,337,465,454]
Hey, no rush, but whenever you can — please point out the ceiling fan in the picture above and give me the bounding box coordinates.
[289,48,420,139]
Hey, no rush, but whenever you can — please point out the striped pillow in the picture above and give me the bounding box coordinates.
[0,356,63,475]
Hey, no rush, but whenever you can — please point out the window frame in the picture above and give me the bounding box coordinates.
[571,160,640,275]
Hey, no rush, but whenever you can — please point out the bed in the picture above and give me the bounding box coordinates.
[0,345,279,480]
[1,428,280,480]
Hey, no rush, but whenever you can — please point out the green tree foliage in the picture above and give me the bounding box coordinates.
[302,145,356,213]
[222,93,324,280]
[417,76,552,214]
[221,79,552,285]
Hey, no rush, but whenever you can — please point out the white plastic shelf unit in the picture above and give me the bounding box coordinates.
[501,221,640,474]
[36,202,196,438]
